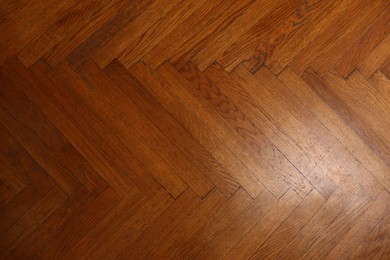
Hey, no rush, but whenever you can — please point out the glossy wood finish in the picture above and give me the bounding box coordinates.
[1,0,389,259]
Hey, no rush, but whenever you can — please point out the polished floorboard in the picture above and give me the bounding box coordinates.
[0,0,389,259]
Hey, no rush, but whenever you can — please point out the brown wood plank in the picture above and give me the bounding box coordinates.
[58,60,187,198]
[117,0,207,69]
[17,0,112,67]
[128,62,241,198]
[44,0,126,66]
[131,62,263,197]
[34,187,121,259]
[225,189,302,259]
[0,61,107,195]
[349,213,390,259]
[69,188,173,259]
[29,61,159,197]
[117,188,202,259]
[326,190,390,259]
[381,58,390,79]
[0,183,14,210]
[194,189,276,259]
[105,61,229,196]
[192,0,288,71]
[335,10,390,78]
[358,34,390,78]
[142,0,242,70]
[203,63,313,197]
[302,68,390,170]
[78,59,203,198]
[279,67,390,193]
[0,186,66,258]
[93,0,180,67]
[289,0,378,75]
[8,186,95,259]
[308,0,389,76]
[220,0,306,72]
[230,64,338,198]
[146,189,227,259]
[0,186,41,234]
[301,194,373,258]
[265,0,344,74]
[254,66,382,197]
[274,189,350,259]
[168,0,255,70]
[0,0,80,64]
[249,189,325,259]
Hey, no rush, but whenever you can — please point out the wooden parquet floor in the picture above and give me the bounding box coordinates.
[0,0,389,259]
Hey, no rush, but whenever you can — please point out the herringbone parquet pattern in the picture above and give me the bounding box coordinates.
[0,0,389,259]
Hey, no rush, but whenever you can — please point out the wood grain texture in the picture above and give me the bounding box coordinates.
[0,0,389,258]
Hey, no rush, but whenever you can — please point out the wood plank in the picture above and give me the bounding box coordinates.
[381,58,390,79]
[0,186,41,234]
[145,189,225,258]
[0,65,109,196]
[203,63,312,197]
[194,189,276,259]
[328,70,390,164]
[128,62,241,198]
[0,0,80,64]
[69,188,173,259]
[220,0,306,72]
[302,68,390,170]
[0,158,25,196]
[289,0,371,75]
[178,188,252,259]
[93,0,180,67]
[168,0,255,70]
[326,190,390,259]
[249,189,325,259]
[130,64,263,197]
[0,63,84,195]
[0,186,66,258]
[254,66,382,197]
[34,188,120,259]
[0,0,389,258]
[192,0,288,70]
[301,194,373,258]
[274,189,349,259]
[117,0,207,68]
[348,213,390,259]
[29,61,159,197]
[308,0,389,76]
[55,60,186,198]
[66,0,154,68]
[8,186,95,259]
[0,122,53,196]
[335,9,390,78]
[0,184,14,210]
[142,0,238,70]
[44,0,126,66]
[117,189,202,259]
[358,34,390,78]
[78,59,203,198]
[230,64,338,198]
[265,0,344,74]
[346,70,390,132]
[279,67,389,193]
[17,0,112,67]
[105,61,230,194]
[225,189,302,259]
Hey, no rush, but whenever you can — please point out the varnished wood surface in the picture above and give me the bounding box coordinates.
[0,0,389,259]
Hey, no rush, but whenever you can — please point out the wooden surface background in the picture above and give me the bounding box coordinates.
[0,0,389,259]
